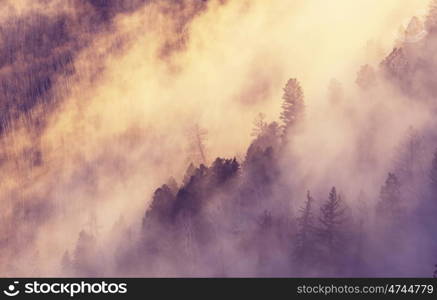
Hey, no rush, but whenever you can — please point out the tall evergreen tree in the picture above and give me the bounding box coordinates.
[251,113,268,138]
[210,158,240,185]
[317,187,347,260]
[73,231,97,276]
[294,191,316,268]
[351,190,369,275]
[380,48,409,81]
[188,124,208,165]
[183,163,197,186]
[393,128,425,182]
[248,121,281,154]
[280,78,304,137]
[376,173,403,221]
[145,184,176,225]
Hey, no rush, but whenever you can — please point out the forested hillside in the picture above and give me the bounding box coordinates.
[0,0,436,277]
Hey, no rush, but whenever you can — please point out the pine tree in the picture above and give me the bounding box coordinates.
[251,112,268,137]
[183,163,196,186]
[280,78,304,136]
[242,146,277,204]
[210,157,240,185]
[377,173,402,221]
[393,128,425,182]
[73,230,97,276]
[414,149,437,218]
[352,190,369,275]
[380,48,409,80]
[145,184,176,225]
[294,191,316,268]
[167,177,178,194]
[248,121,281,154]
[188,124,208,165]
[317,187,347,260]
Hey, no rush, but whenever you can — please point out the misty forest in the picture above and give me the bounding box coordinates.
[1,0,437,277]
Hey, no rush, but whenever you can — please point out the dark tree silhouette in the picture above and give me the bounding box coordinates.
[166,177,178,194]
[251,112,268,137]
[182,163,196,186]
[172,158,240,219]
[248,121,281,154]
[317,187,347,262]
[294,191,316,270]
[144,184,176,225]
[73,230,97,276]
[393,128,426,182]
[188,124,208,165]
[242,146,278,205]
[173,164,209,217]
[380,48,410,83]
[210,158,240,186]
[280,78,304,137]
[377,173,403,221]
